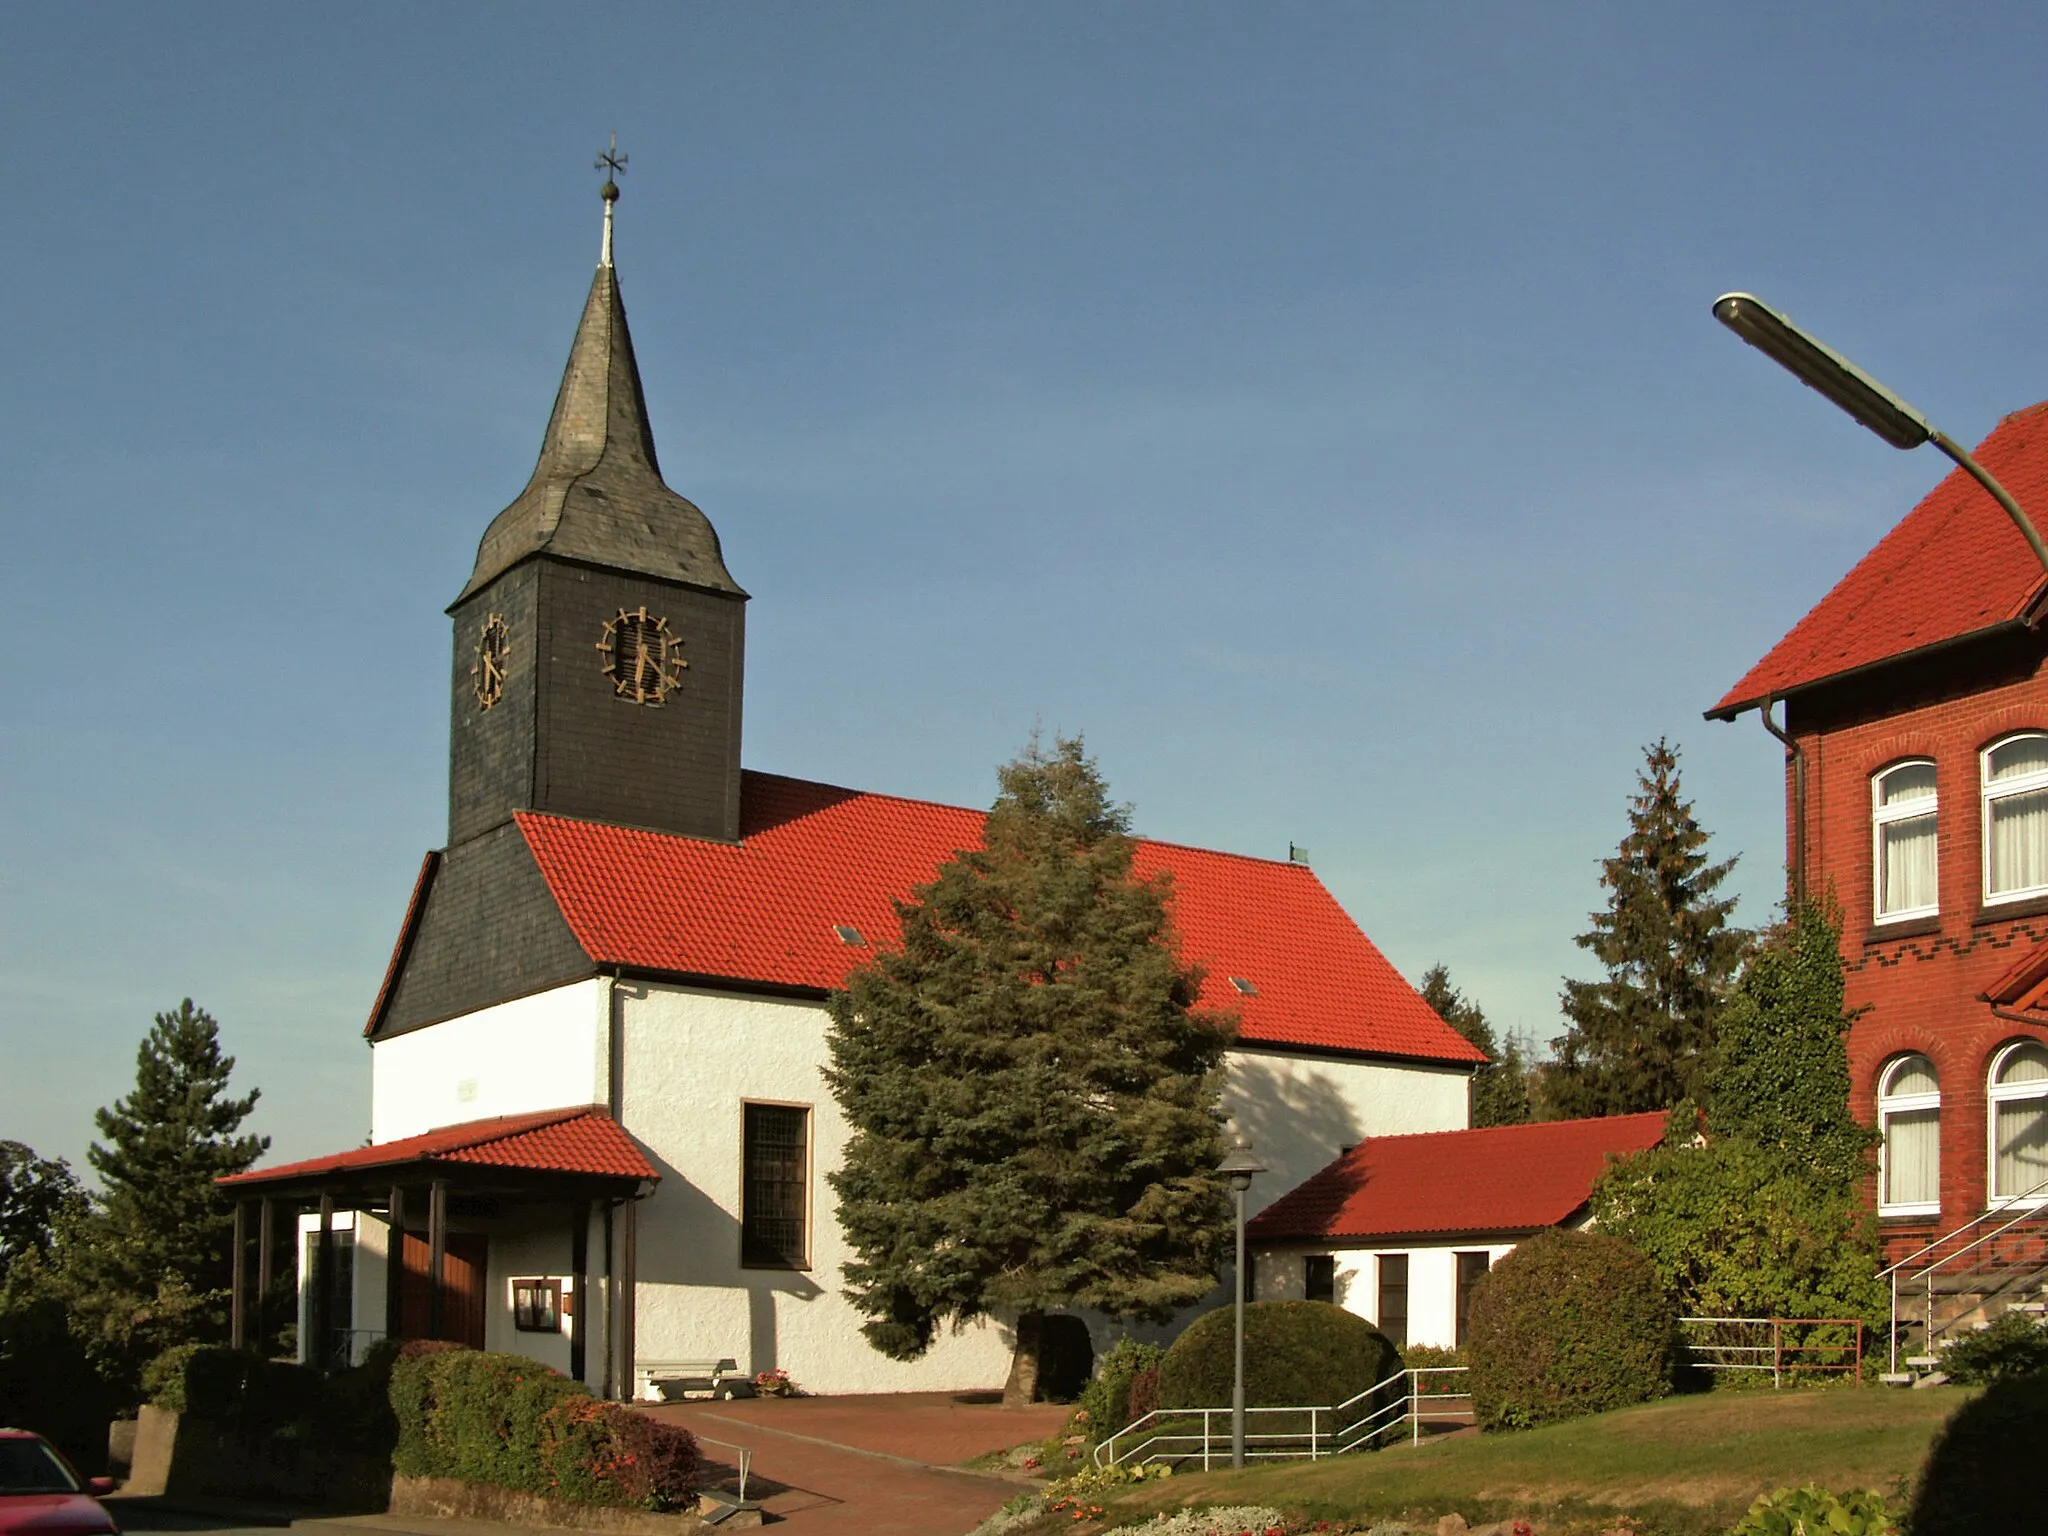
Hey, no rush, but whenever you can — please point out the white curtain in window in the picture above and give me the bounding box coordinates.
[1881,816,1938,914]
[1989,737,2048,782]
[1995,1097,2048,1199]
[1888,1055,1940,1097]
[1883,1106,1939,1207]
[1989,788,2048,896]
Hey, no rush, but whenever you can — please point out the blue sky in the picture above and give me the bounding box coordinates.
[8,4,2048,1174]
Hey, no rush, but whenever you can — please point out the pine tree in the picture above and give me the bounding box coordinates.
[824,735,1234,1405]
[64,1000,267,1383]
[1547,740,1745,1118]
[1418,965,1531,1128]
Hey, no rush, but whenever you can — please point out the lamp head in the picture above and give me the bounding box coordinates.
[1712,293,1932,452]
[1218,1136,1267,1193]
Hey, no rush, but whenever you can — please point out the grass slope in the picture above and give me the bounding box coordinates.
[1096,1386,1966,1534]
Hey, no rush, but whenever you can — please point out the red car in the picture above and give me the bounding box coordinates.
[0,1431,117,1536]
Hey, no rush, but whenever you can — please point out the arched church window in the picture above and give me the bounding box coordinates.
[1873,761,1938,922]
[1990,1040,2048,1204]
[1877,1053,1940,1217]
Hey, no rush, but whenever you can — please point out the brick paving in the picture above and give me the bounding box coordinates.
[640,1392,1070,1535]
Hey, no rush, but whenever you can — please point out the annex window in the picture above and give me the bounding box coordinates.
[1983,734,2048,903]
[741,1103,810,1267]
[1873,761,1938,921]
[512,1278,561,1333]
[1376,1254,1409,1349]
[1877,1054,1941,1217]
[1990,1042,2048,1205]
[1304,1254,1336,1305]
[1454,1251,1492,1349]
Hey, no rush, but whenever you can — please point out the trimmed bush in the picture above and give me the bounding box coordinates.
[1156,1301,1398,1410]
[388,1344,697,1511]
[1075,1338,1166,1445]
[1465,1227,1676,1431]
[142,1344,323,1431]
[1939,1311,2048,1385]
[1909,1372,2048,1536]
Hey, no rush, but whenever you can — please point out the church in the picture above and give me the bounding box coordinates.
[219,178,1486,1398]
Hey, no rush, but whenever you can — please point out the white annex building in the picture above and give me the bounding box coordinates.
[221,185,1486,1397]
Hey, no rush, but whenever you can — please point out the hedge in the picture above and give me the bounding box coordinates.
[1910,1372,2048,1536]
[1157,1301,1399,1411]
[1465,1227,1676,1431]
[389,1344,698,1511]
[143,1344,324,1433]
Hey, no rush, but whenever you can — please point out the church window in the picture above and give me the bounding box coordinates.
[1872,761,1937,921]
[741,1103,810,1267]
[1989,1041,2048,1204]
[1878,1053,1941,1216]
[1983,734,2048,903]
[1376,1253,1409,1348]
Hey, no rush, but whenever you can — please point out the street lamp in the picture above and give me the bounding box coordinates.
[1218,1136,1267,1470]
[1711,292,2048,577]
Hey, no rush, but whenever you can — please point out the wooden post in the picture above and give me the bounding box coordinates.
[569,1199,590,1385]
[256,1198,275,1350]
[616,1197,638,1400]
[385,1185,407,1343]
[311,1194,334,1369]
[427,1180,448,1341]
[230,1201,248,1350]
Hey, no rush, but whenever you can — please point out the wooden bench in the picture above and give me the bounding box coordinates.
[634,1357,750,1402]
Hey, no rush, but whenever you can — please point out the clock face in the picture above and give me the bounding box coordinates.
[597,605,687,705]
[472,614,510,709]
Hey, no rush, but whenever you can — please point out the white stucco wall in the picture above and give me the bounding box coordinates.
[1220,1047,1470,1216]
[1253,1242,1517,1351]
[371,980,608,1141]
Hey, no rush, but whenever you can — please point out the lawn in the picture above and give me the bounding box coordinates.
[1082,1384,1967,1535]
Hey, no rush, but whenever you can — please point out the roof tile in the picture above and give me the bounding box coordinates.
[1246,1111,1667,1241]
[219,1107,656,1185]
[1713,403,2048,717]
[514,772,1486,1065]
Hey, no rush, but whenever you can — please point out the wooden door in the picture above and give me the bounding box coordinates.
[397,1231,488,1347]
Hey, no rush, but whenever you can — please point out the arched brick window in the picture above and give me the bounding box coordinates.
[1873,761,1938,922]
[1988,1040,2048,1205]
[1982,733,2048,904]
[1878,1053,1940,1217]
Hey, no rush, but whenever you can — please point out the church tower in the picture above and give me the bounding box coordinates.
[447,173,747,847]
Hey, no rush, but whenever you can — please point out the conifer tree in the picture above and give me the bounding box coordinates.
[1546,740,1745,1118]
[64,1001,267,1382]
[825,735,1234,1405]
[1418,965,1531,1127]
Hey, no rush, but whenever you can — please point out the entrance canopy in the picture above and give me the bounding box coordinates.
[217,1106,657,1390]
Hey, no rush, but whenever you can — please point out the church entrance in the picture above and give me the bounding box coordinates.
[396,1230,488,1348]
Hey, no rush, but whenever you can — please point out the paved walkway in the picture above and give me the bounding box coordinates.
[640,1392,1071,1535]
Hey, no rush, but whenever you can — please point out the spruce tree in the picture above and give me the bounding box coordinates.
[1418,965,1531,1128]
[1547,740,1745,1118]
[65,1000,267,1383]
[825,735,1234,1404]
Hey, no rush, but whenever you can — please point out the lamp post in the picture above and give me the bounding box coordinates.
[1218,1137,1267,1470]
[1711,292,2048,577]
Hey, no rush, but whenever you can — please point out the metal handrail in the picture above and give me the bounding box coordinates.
[691,1436,753,1505]
[1879,1169,2048,1377]
[1092,1366,1472,1469]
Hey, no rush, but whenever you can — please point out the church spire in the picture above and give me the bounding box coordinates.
[455,147,743,607]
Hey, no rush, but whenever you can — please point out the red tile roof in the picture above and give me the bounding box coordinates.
[1247,1112,1667,1242]
[1711,403,2048,719]
[219,1107,657,1187]
[1981,935,2048,1013]
[512,771,1485,1065]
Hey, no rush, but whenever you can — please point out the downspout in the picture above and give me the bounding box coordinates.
[1759,695,1807,907]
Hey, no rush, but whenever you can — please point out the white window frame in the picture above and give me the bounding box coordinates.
[1872,760,1939,924]
[1981,733,2048,906]
[1876,1053,1941,1219]
[1988,1040,2048,1209]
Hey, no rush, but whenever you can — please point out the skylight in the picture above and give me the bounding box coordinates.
[833,924,865,946]
[1228,977,1258,996]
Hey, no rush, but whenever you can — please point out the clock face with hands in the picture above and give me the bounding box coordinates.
[596,605,688,705]
[472,614,510,709]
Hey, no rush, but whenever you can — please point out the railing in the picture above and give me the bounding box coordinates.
[1879,1168,2048,1376]
[315,1326,388,1370]
[1093,1366,1471,1470]
[691,1435,753,1505]
[1679,1317,1863,1388]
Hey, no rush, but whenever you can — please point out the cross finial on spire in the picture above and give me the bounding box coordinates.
[595,133,626,267]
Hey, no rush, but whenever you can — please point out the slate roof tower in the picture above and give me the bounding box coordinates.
[448,176,747,848]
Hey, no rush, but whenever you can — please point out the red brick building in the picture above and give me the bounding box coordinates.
[1712,403,2048,1260]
